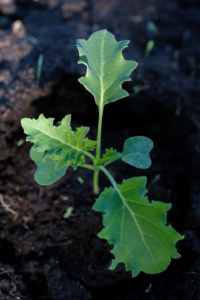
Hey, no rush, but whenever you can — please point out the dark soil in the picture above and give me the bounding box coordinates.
[0,0,200,299]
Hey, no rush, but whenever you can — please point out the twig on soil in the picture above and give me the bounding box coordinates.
[0,194,19,221]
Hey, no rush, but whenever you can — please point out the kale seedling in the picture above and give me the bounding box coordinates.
[21,30,183,277]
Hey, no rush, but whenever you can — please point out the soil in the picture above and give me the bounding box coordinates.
[0,0,200,299]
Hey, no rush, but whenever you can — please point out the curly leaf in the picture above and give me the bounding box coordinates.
[30,147,67,185]
[77,29,138,107]
[97,148,122,166]
[122,136,153,169]
[93,177,184,277]
[21,114,96,170]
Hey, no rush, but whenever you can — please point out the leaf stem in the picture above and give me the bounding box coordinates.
[93,105,104,194]
[99,166,117,189]
[82,164,98,171]
[84,151,96,163]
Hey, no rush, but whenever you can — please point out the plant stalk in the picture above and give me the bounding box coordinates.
[93,105,104,194]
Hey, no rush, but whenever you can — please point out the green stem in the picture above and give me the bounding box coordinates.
[93,105,104,194]
[93,170,99,194]
[84,151,96,163]
[82,164,98,171]
[81,164,101,193]
[96,105,104,162]
[81,164,117,194]
[99,166,117,189]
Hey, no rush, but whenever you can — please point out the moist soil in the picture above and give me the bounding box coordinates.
[0,0,200,299]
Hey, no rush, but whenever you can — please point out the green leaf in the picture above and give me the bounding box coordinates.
[122,136,153,169]
[30,147,67,185]
[96,148,122,166]
[77,29,138,107]
[93,177,184,277]
[21,114,96,170]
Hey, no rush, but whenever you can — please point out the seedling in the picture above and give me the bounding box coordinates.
[146,21,159,38]
[145,284,152,293]
[36,54,44,80]
[77,176,84,184]
[63,206,73,218]
[16,139,24,147]
[21,30,183,277]
[145,40,155,58]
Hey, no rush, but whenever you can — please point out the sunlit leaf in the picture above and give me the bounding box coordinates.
[77,29,138,107]
[21,114,96,170]
[93,176,183,277]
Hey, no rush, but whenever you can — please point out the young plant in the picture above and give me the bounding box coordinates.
[145,40,155,58]
[21,30,183,277]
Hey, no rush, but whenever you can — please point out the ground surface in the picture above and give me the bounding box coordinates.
[0,0,200,299]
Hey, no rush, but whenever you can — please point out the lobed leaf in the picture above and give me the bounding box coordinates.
[30,147,67,185]
[122,136,153,169]
[21,114,96,170]
[77,29,138,107]
[93,176,184,277]
[96,148,122,166]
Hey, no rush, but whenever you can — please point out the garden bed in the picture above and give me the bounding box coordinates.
[0,0,200,299]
